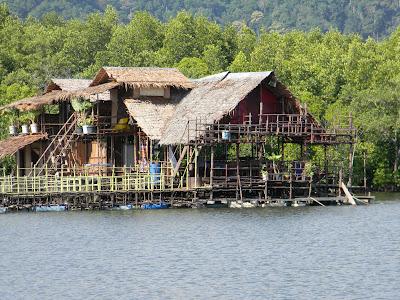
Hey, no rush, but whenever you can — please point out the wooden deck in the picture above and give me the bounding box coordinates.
[185,114,356,145]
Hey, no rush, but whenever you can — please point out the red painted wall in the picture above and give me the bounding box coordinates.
[261,86,279,114]
[230,85,279,124]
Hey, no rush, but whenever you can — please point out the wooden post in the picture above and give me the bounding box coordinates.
[210,145,214,200]
[236,143,242,201]
[348,112,354,187]
[289,167,293,199]
[210,145,214,187]
[363,151,367,194]
[324,145,328,195]
[194,147,198,189]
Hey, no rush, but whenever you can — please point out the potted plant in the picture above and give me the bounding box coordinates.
[26,110,40,133]
[18,112,31,135]
[71,98,93,134]
[82,116,96,134]
[7,109,18,136]
[75,120,84,134]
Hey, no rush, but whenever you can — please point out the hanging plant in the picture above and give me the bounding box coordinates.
[71,98,93,127]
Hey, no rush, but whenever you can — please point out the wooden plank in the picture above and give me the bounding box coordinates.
[341,181,356,205]
[172,145,188,177]
[309,196,326,207]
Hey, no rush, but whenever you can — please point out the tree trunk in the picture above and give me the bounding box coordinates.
[394,136,399,173]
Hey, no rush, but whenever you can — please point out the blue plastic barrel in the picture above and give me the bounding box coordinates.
[149,162,161,184]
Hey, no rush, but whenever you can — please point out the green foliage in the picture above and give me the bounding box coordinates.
[228,51,249,72]
[71,98,92,112]
[177,57,209,79]
[1,3,400,188]
[19,109,39,123]
[83,116,94,126]
[202,44,226,73]
[5,1,400,38]
[71,98,92,126]
[373,162,395,190]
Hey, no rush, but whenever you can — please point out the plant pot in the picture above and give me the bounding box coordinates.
[30,123,39,134]
[75,126,83,134]
[9,125,17,136]
[21,124,29,135]
[221,130,231,140]
[82,125,97,134]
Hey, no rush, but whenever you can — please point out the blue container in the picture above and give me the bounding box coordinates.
[142,203,169,210]
[149,162,161,185]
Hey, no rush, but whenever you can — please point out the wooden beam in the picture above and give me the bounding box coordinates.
[172,145,188,177]
[341,181,356,205]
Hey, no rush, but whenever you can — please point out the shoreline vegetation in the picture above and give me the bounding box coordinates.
[1,3,400,191]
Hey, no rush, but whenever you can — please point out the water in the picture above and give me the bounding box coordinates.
[1,194,399,300]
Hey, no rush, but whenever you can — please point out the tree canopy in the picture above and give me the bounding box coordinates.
[1,3,400,189]
[3,0,400,38]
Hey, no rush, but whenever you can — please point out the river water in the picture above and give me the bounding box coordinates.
[1,194,399,300]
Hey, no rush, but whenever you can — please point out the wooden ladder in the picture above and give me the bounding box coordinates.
[31,113,78,175]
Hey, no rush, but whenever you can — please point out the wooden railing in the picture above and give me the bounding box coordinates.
[184,114,356,145]
[0,163,210,196]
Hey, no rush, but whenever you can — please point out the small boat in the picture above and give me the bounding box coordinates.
[141,203,169,210]
[205,200,229,208]
[0,207,7,214]
[113,204,134,210]
[291,201,306,207]
[229,201,242,208]
[229,201,257,208]
[242,202,256,208]
[33,205,67,212]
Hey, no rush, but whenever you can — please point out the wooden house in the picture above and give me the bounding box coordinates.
[0,67,357,208]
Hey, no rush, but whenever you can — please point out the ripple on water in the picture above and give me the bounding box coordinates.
[0,196,399,300]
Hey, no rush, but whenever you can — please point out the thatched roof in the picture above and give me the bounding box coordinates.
[73,82,119,99]
[45,79,92,93]
[0,133,47,159]
[0,82,119,112]
[124,98,178,140]
[46,78,111,102]
[91,67,194,89]
[159,71,310,145]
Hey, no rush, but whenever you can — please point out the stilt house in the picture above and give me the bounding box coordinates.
[0,67,356,207]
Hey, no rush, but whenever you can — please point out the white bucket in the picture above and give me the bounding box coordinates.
[9,125,17,136]
[21,124,29,135]
[221,130,231,140]
[30,123,39,134]
[82,125,96,134]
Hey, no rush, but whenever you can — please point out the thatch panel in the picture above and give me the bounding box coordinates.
[0,82,119,112]
[71,81,119,99]
[124,98,178,140]
[91,67,194,89]
[159,72,273,145]
[160,71,318,145]
[0,133,47,159]
[45,79,92,93]
[0,91,71,112]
